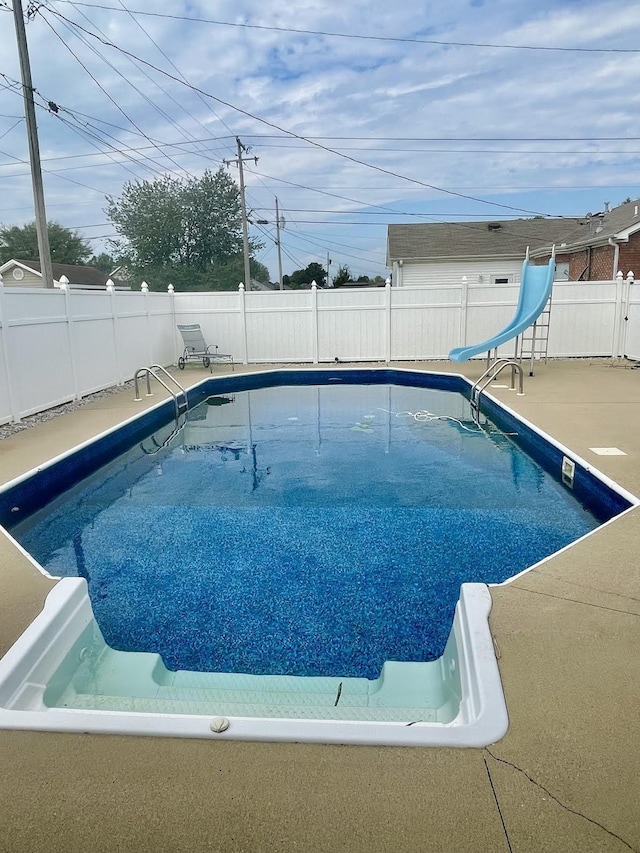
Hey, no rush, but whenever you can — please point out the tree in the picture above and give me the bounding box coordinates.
[160,256,271,292]
[105,168,264,290]
[0,221,92,265]
[284,262,327,289]
[332,264,351,287]
[89,252,116,274]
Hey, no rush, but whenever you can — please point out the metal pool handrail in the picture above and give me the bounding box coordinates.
[134,365,188,420]
[470,359,524,423]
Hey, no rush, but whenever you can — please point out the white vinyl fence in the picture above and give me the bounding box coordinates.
[0,273,639,425]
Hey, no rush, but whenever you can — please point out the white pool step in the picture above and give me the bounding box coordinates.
[57,692,440,722]
[49,644,458,723]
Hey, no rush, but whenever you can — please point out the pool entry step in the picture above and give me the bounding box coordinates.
[0,579,509,747]
[44,639,461,724]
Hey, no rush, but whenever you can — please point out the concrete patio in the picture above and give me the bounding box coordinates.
[0,358,638,853]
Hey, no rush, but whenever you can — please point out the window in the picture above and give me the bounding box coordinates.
[491,274,514,284]
[12,268,24,281]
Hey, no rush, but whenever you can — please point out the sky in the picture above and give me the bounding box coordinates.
[1,0,640,284]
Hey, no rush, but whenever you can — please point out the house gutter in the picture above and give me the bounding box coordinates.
[608,237,621,277]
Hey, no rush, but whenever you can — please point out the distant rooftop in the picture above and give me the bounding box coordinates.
[387,198,640,262]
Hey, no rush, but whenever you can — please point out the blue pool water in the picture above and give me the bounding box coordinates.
[11,381,603,679]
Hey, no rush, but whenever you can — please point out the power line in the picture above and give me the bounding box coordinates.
[242,134,640,142]
[52,111,157,181]
[243,166,575,243]
[39,12,194,181]
[0,118,23,141]
[285,228,386,267]
[112,0,238,148]
[248,144,640,155]
[68,0,232,164]
[41,8,558,218]
[50,2,640,54]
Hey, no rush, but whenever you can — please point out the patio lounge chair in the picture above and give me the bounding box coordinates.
[177,324,234,371]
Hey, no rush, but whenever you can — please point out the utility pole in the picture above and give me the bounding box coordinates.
[326,251,332,288]
[275,196,284,290]
[12,0,54,289]
[224,137,257,291]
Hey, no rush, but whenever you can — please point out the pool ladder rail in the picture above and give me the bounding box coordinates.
[134,365,188,417]
[134,366,190,454]
[470,359,524,424]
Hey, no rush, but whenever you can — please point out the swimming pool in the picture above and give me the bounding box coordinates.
[0,368,635,746]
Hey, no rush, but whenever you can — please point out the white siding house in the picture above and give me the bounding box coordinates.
[386,218,588,287]
[0,259,128,289]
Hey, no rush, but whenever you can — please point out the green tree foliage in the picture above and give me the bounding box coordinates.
[283,261,327,289]
[332,264,352,287]
[0,221,92,265]
[156,256,272,292]
[89,252,116,274]
[105,169,264,290]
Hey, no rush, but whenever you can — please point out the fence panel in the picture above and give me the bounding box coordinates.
[246,290,314,363]
[174,291,243,362]
[1,288,75,419]
[548,282,618,357]
[390,286,461,359]
[318,288,386,362]
[0,277,635,425]
[624,280,640,360]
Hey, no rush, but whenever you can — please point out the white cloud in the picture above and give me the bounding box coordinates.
[1,0,639,280]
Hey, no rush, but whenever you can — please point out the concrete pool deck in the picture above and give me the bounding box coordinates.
[0,358,638,853]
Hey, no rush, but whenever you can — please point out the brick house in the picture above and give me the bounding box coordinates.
[529,199,640,280]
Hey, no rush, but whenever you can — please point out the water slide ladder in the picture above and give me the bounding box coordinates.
[133,365,189,453]
[515,293,553,377]
[469,359,524,424]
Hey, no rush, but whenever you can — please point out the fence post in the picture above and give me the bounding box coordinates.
[140,281,152,365]
[239,282,248,365]
[611,270,624,358]
[106,278,124,385]
[621,271,634,358]
[459,275,469,347]
[0,274,20,423]
[385,279,392,363]
[167,283,176,364]
[59,276,79,400]
[311,281,319,364]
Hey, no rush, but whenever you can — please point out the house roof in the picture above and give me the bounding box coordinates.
[387,198,640,263]
[530,198,640,256]
[387,218,588,262]
[0,258,125,288]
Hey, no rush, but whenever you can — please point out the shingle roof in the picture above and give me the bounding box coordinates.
[387,199,640,262]
[387,218,588,262]
[11,259,113,286]
[537,198,640,253]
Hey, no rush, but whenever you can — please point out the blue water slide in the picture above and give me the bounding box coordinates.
[448,255,555,362]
